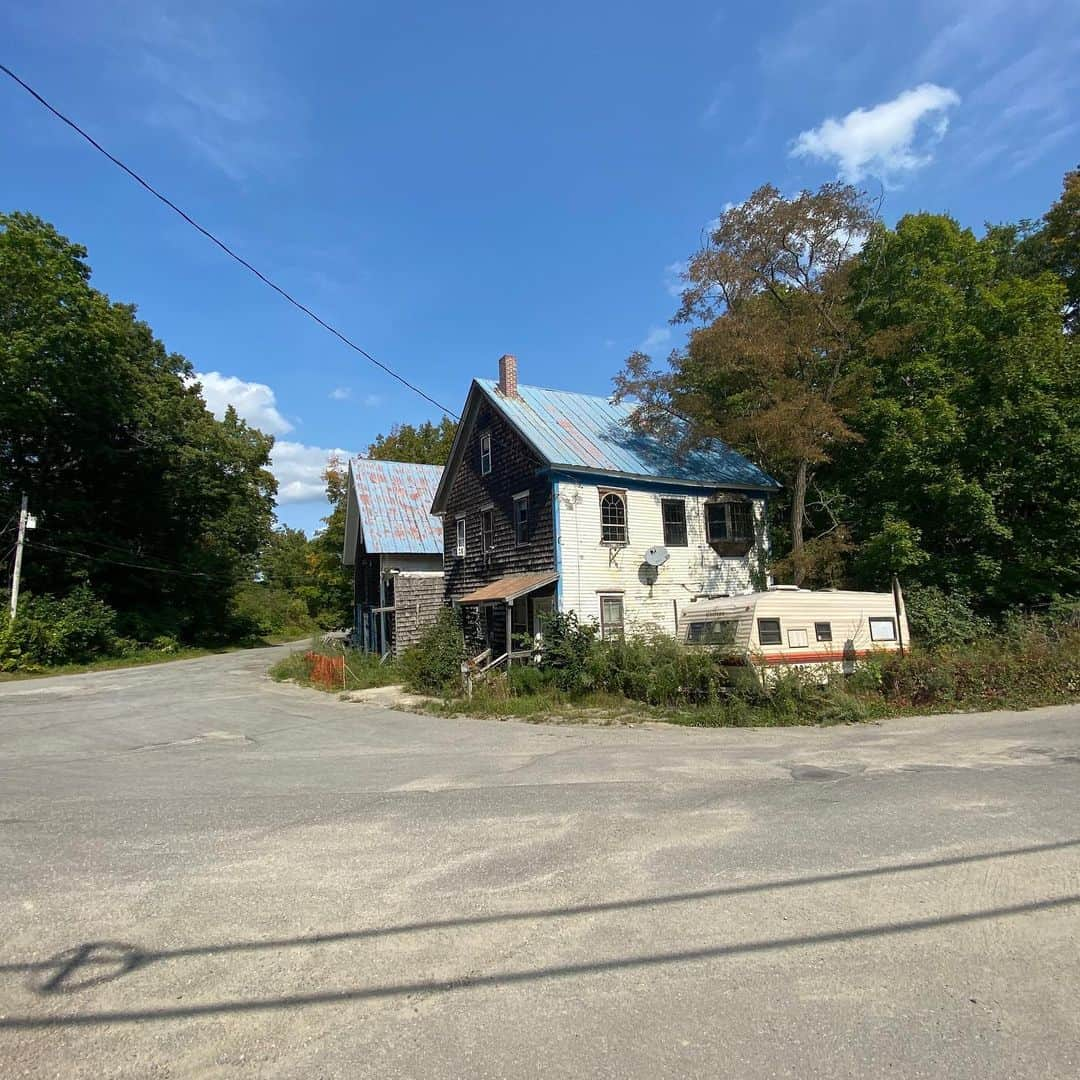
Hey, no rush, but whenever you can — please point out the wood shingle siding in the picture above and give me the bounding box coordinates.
[442,402,556,604]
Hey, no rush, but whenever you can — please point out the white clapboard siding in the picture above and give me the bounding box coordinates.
[554,480,766,635]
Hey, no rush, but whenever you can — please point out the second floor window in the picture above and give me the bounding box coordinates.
[661,498,688,547]
[706,499,753,543]
[455,516,466,557]
[479,433,492,475]
[600,490,627,544]
[514,493,529,545]
[481,508,495,553]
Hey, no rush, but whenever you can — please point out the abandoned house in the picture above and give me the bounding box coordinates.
[430,354,780,659]
[342,457,444,657]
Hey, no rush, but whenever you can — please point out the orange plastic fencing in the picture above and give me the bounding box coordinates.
[305,651,345,689]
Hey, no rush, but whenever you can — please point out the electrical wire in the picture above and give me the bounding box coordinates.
[27,540,239,583]
[0,61,460,421]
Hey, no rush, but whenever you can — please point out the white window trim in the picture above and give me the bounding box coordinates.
[455,515,466,557]
[598,593,625,640]
[479,432,492,475]
[599,488,629,546]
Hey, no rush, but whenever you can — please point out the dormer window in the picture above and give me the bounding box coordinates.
[479,433,492,475]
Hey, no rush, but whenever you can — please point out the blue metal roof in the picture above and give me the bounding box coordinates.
[475,379,778,490]
[349,458,444,555]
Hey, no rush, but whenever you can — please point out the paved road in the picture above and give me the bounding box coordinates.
[1,646,1078,1078]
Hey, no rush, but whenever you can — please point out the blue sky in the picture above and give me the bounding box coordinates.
[3,1,1077,533]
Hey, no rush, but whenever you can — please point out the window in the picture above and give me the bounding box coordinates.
[479,433,492,475]
[686,619,738,646]
[757,618,782,645]
[599,594,625,640]
[706,500,754,544]
[455,516,466,557]
[815,621,832,642]
[600,490,627,544]
[869,617,897,642]
[513,493,530,545]
[661,498,688,547]
[481,508,495,553]
[788,628,809,648]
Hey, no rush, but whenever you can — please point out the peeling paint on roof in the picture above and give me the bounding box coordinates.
[474,379,778,490]
[349,458,444,555]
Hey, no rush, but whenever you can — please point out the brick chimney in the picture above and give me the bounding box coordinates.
[498,353,519,398]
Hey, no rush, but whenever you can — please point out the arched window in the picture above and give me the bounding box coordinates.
[600,491,627,544]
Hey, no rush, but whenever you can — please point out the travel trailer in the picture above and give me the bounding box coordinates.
[679,586,909,676]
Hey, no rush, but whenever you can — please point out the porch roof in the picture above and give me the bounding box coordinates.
[457,572,558,605]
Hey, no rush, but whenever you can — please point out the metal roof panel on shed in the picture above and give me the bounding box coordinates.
[474,379,778,490]
[349,458,444,555]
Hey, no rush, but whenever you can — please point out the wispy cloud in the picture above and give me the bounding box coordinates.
[640,326,672,352]
[192,370,293,435]
[664,261,687,298]
[328,387,352,401]
[791,84,960,183]
[130,3,300,181]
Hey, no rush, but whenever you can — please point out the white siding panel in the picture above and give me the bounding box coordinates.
[555,480,766,636]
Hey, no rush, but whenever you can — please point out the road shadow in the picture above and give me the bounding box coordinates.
[2,837,1078,1029]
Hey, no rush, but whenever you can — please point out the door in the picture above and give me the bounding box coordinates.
[532,595,554,639]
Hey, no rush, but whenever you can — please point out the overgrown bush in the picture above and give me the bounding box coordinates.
[399,607,466,695]
[537,610,598,691]
[232,583,313,638]
[0,586,119,670]
[905,586,992,648]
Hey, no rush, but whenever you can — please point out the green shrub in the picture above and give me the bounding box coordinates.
[0,586,119,670]
[508,662,554,696]
[538,610,599,691]
[399,607,466,695]
[905,586,991,648]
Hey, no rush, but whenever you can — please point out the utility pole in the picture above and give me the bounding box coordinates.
[9,494,28,619]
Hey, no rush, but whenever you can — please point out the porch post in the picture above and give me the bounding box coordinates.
[505,600,513,663]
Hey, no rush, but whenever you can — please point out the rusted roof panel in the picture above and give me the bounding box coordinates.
[458,571,559,604]
[475,379,778,490]
[350,458,444,555]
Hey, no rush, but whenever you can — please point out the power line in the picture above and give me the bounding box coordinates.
[0,61,460,421]
[27,540,239,584]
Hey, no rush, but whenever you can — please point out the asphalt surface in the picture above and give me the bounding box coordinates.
[1,644,1078,1079]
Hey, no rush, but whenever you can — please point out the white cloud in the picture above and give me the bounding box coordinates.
[640,326,672,352]
[193,371,293,435]
[329,386,351,401]
[791,83,960,182]
[664,261,687,298]
[131,4,300,180]
[271,441,355,505]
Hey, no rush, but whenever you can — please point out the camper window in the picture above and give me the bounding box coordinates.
[815,621,832,642]
[686,619,738,646]
[788,628,809,648]
[757,618,782,645]
[869,617,897,642]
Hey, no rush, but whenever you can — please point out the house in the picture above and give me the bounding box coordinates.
[342,458,445,657]
[430,355,780,659]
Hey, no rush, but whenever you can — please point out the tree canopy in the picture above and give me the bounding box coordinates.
[621,171,1080,611]
[1,212,276,641]
[366,417,457,465]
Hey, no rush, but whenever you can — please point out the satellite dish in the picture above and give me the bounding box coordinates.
[644,545,670,568]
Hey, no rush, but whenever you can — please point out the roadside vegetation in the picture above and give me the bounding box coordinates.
[273,599,1080,726]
